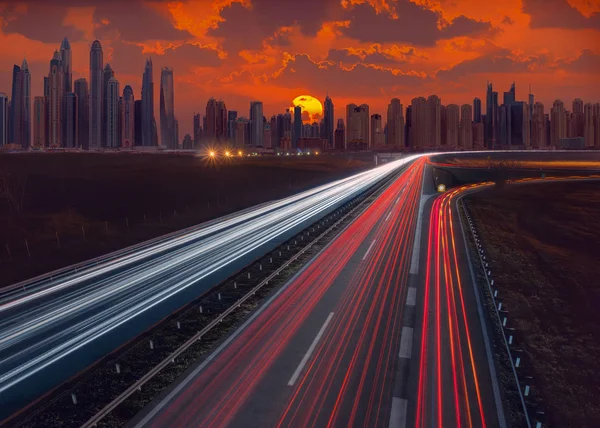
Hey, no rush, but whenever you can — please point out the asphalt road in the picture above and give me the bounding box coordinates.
[131,158,427,428]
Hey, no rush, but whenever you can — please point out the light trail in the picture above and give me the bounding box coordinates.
[140,158,426,428]
[0,154,427,414]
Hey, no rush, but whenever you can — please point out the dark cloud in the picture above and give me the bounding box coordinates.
[208,0,341,53]
[502,16,514,25]
[268,54,429,96]
[339,1,494,46]
[556,49,600,73]
[522,0,600,30]
[1,3,85,43]
[325,47,407,65]
[93,1,193,42]
[436,50,550,80]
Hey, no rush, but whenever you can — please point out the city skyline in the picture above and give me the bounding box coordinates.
[0,0,598,140]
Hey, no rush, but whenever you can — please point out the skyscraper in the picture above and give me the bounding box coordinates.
[60,38,72,94]
[48,51,64,147]
[193,112,202,146]
[106,77,120,148]
[334,118,345,150]
[250,101,264,147]
[594,103,600,148]
[485,82,498,148]
[32,96,46,148]
[584,103,594,147]
[386,98,404,147]
[89,40,103,149]
[410,97,428,149]
[227,110,237,142]
[134,100,142,146]
[141,58,155,146]
[346,103,369,148]
[159,67,176,149]
[0,93,8,146]
[503,82,516,105]
[572,98,585,138]
[21,59,31,149]
[446,104,460,149]
[473,97,482,123]
[532,102,546,148]
[9,64,24,147]
[427,95,441,147]
[293,105,302,148]
[323,95,334,148]
[216,100,227,141]
[74,78,89,150]
[550,100,566,147]
[65,92,77,148]
[460,104,473,149]
[370,114,384,146]
[510,102,529,147]
[122,85,135,148]
[102,64,115,147]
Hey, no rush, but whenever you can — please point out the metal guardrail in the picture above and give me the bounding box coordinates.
[81,173,385,428]
[459,198,533,428]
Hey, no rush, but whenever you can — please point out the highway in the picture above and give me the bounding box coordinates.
[0,154,423,419]
[130,158,423,427]
[132,159,512,428]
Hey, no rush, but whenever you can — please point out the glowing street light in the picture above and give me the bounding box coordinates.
[225,151,231,157]
[209,150,216,157]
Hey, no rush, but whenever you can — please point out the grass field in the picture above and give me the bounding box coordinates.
[467,181,600,427]
[0,152,373,287]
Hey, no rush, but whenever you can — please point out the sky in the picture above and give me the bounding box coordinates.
[0,0,599,139]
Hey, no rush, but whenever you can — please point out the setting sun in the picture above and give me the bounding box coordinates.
[291,95,323,124]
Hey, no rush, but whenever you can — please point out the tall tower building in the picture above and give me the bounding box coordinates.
[65,92,77,148]
[572,98,584,138]
[386,98,404,147]
[216,100,227,141]
[21,59,31,149]
[293,105,302,148]
[159,67,176,149]
[193,112,202,146]
[74,78,89,149]
[427,95,441,148]
[370,114,384,146]
[323,95,334,148]
[528,85,534,122]
[122,85,135,148]
[48,51,64,147]
[0,93,9,146]
[594,103,600,148]
[141,57,155,146]
[584,103,595,147]
[334,118,345,150]
[205,98,218,141]
[134,100,142,146]
[532,102,546,148]
[503,82,516,105]
[9,64,23,147]
[60,38,72,94]
[473,97,482,123]
[101,64,115,147]
[550,100,566,147]
[460,104,473,149]
[105,77,120,148]
[440,105,447,146]
[446,104,460,149]
[228,110,238,142]
[346,104,369,147]
[410,97,428,149]
[250,101,264,147]
[485,82,498,148]
[89,40,103,149]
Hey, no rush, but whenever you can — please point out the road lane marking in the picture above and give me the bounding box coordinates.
[409,194,435,275]
[385,211,392,222]
[288,312,335,386]
[389,397,408,428]
[398,326,413,359]
[405,287,416,306]
[362,239,377,260]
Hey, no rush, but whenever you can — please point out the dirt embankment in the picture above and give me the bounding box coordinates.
[0,153,372,287]
[467,181,600,427]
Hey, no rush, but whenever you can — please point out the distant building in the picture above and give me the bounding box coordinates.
[182,133,194,149]
[298,137,326,151]
[105,77,120,148]
[334,118,345,150]
[550,100,566,148]
[141,57,155,146]
[89,40,103,149]
[370,114,384,146]
[122,85,135,148]
[322,95,334,148]
[293,105,301,148]
[10,59,31,148]
[531,102,545,148]
[386,98,404,147]
[64,92,77,148]
[0,93,8,146]
[102,63,114,147]
[446,104,459,149]
[74,78,89,150]
[48,51,64,147]
[559,137,585,150]
[460,104,473,149]
[250,101,263,146]
[193,112,202,146]
[134,100,142,146]
[473,97,482,123]
[346,103,369,148]
[427,95,441,147]
[410,97,428,149]
[160,67,176,149]
[227,110,237,143]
